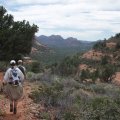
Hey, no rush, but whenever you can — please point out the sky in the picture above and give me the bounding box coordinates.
[0,0,120,41]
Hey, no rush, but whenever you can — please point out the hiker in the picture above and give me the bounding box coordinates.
[3,60,24,114]
[17,59,26,81]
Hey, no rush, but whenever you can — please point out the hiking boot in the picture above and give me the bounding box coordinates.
[13,107,17,114]
[10,104,13,112]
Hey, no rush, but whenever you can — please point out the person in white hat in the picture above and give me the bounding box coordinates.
[3,60,24,114]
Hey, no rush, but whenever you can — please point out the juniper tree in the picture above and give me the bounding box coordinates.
[0,6,38,61]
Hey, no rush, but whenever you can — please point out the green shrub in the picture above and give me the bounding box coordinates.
[31,61,40,73]
[39,112,51,120]
[30,81,64,106]
[63,111,76,120]
[83,97,120,120]
[91,84,106,94]
[0,61,7,71]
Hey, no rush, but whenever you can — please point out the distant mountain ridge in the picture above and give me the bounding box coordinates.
[36,35,93,48]
[32,35,95,65]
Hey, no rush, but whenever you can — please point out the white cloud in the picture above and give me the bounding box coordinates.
[1,0,120,40]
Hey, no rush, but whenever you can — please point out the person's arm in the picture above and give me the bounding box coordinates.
[3,68,10,84]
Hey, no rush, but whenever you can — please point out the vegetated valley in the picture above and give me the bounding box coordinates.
[26,33,120,119]
[31,35,95,65]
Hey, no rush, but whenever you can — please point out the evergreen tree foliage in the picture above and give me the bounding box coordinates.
[115,33,120,38]
[101,56,109,65]
[58,55,81,76]
[0,6,38,61]
[80,69,88,82]
[93,40,106,51]
[31,61,41,73]
[99,64,116,82]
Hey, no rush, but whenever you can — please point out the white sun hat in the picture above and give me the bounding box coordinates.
[10,60,16,64]
[18,60,23,63]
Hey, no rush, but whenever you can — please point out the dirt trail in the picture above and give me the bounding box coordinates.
[3,83,33,120]
[0,72,39,120]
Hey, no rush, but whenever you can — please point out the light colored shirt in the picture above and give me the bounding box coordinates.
[3,66,24,83]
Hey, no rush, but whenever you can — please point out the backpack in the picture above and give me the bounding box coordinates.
[18,66,25,75]
[11,68,20,82]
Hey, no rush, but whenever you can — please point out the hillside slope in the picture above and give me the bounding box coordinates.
[74,33,120,83]
[31,39,50,54]
[82,33,120,64]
